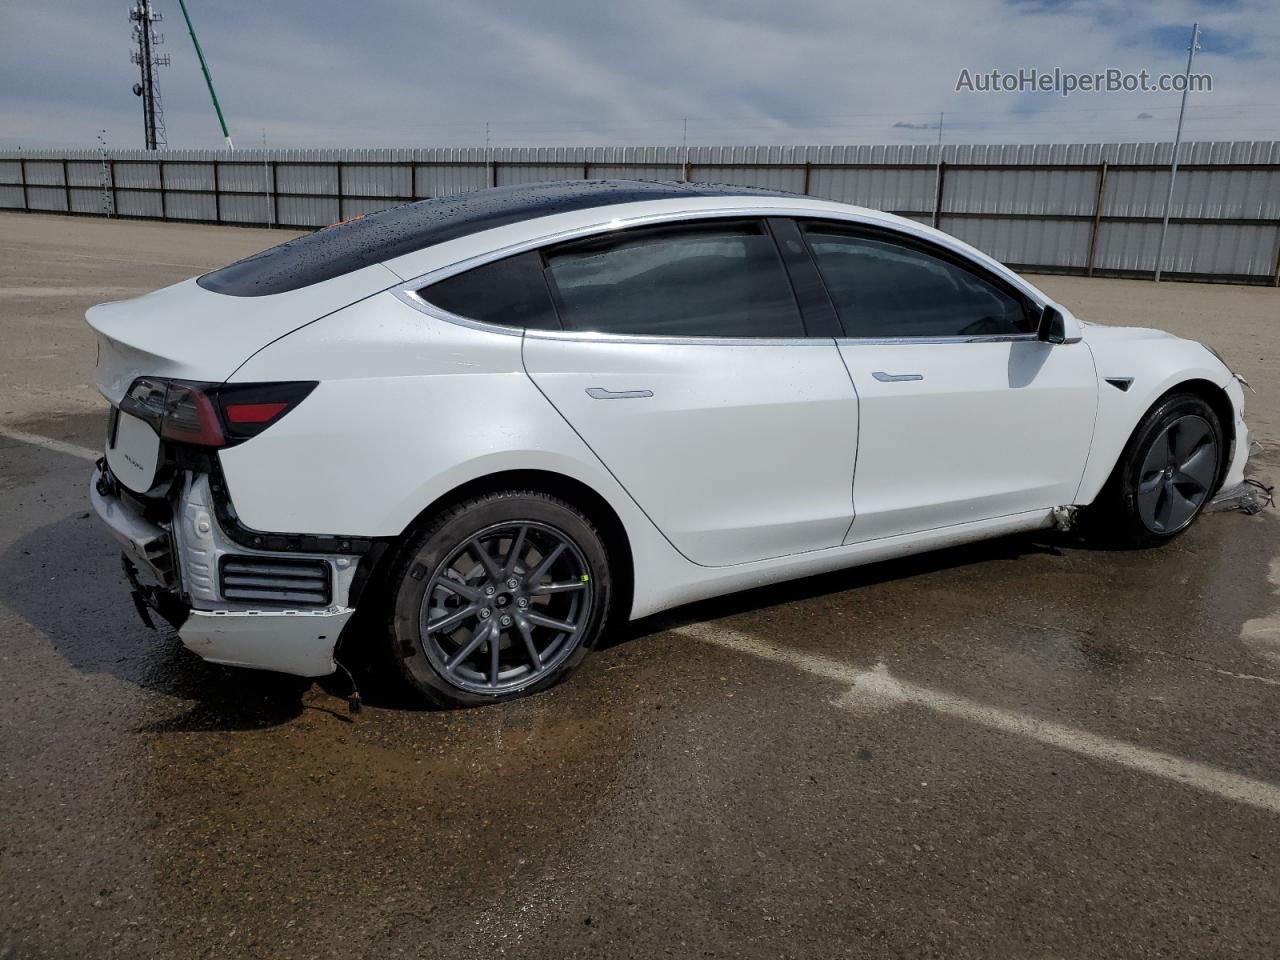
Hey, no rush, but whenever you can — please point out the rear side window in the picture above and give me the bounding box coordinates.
[418,251,558,330]
[544,222,804,338]
[803,226,1033,339]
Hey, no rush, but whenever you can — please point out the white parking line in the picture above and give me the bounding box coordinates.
[675,622,1280,817]
[0,425,99,463]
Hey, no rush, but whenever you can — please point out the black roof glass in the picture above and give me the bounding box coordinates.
[196,179,797,297]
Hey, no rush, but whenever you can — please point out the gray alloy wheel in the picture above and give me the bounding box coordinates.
[1135,414,1219,535]
[1081,391,1225,548]
[418,521,593,695]
[386,490,612,707]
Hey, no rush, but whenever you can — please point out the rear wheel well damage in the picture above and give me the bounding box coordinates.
[341,470,635,654]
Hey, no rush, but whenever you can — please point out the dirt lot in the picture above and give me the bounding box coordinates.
[1,212,1279,959]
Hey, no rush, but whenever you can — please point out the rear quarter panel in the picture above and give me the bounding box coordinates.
[219,293,687,619]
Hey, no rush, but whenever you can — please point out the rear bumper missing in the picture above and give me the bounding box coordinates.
[90,464,358,678]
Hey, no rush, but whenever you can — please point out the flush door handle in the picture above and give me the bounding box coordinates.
[585,387,655,399]
[871,371,924,383]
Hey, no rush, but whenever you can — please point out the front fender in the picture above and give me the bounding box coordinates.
[1074,327,1240,505]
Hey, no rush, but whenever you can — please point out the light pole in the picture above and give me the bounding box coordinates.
[1154,23,1200,283]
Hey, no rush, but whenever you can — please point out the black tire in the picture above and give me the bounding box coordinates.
[1083,391,1224,548]
[384,490,612,708]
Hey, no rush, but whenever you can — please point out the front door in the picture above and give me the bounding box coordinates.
[798,221,1097,542]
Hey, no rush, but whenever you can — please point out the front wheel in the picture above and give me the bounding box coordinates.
[385,490,612,708]
[1084,392,1224,548]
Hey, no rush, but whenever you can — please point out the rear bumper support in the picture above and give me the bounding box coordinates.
[90,464,358,678]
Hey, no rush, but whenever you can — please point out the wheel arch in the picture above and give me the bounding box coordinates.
[1078,376,1236,507]
[365,468,636,630]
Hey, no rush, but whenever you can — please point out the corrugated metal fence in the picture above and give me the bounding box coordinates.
[2,142,1278,284]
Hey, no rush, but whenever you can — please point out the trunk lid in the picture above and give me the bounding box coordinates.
[87,263,400,404]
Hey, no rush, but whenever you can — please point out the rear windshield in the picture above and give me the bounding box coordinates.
[196,180,788,298]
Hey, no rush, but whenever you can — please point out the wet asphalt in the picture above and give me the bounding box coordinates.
[2,407,1279,959]
[3,215,1280,958]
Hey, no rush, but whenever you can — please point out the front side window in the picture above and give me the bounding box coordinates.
[544,221,804,338]
[418,251,558,330]
[803,226,1033,339]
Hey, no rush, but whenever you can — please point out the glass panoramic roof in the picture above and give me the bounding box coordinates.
[197,179,797,297]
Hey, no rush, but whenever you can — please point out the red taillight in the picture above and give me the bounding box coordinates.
[160,382,226,447]
[122,378,317,449]
[224,401,289,424]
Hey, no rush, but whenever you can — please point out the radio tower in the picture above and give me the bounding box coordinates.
[130,0,170,150]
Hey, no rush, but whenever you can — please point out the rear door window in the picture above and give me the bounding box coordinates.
[543,221,805,338]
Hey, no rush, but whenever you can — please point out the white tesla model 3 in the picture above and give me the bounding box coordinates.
[87,180,1250,706]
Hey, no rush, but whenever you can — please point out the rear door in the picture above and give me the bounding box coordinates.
[517,218,859,567]
[798,221,1097,542]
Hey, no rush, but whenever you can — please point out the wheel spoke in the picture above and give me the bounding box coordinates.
[525,610,578,635]
[1140,437,1169,483]
[516,616,540,668]
[1164,481,1200,530]
[469,537,503,581]
[436,576,480,601]
[1165,420,1180,464]
[1138,471,1164,495]
[426,603,477,634]
[504,525,528,576]
[489,623,501,686]
[1177,442,1217,490]
[527,579,587,596]
[445,621,490,671]
[1172,419,1209,464]
[1139,479,1165,531]
[526,542,567,587]
[1154,482,1175,530]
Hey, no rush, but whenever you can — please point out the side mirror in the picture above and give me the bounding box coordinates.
[1037,305,1067,344]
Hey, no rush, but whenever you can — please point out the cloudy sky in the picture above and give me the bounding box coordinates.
[1,0,1276,150]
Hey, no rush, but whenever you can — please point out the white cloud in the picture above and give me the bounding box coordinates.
[1,0,1276,149]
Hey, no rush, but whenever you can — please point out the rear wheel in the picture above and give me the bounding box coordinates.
[1084,392,1223,547]
[386,491,611,707]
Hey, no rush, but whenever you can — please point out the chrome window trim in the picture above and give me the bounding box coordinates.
[393,287,524,338]
[389,204,1052,347]
[836,333,1041,346]
[526,329,831,347]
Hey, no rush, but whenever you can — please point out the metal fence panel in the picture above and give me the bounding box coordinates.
[944,168,1099,216]
[415,163,488,197]
[275,163,338,195]
[66,161,101,187]
[114,162,161,189]
[943,216,1093,269]
[24,161,64,186]
[1,141,1276,283]
[219,192,270,223]
[26,186,68,212]
[342,163,411,198]
[808,166,937,214]
[115,190,163,218]
[69,187,105,214]
[276,195,340,227]
[163,163,215,191]
[165,190,218,221]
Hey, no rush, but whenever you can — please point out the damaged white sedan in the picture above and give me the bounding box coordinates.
[88,180,1250,706]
